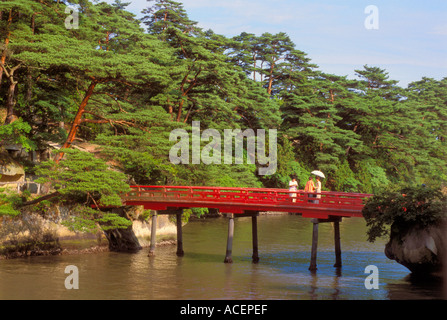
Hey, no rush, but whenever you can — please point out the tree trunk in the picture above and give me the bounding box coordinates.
[176,67,200,122]
[1,62,22,125]
[176,97,185,122]
[4,81,17,124]
[101,207,142,253]
[267,63,275,95]
[103,227,142,252]
[0,9,12,88]
[54,80,97,163]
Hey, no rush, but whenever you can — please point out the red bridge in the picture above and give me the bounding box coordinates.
[122,186,372,270]
[123,185,371,219]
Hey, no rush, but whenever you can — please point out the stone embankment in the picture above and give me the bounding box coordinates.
[0,209,178,259]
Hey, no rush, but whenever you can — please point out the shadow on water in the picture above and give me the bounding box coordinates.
[386,273,446,300]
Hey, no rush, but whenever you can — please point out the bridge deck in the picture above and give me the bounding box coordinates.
[123,186,372,219]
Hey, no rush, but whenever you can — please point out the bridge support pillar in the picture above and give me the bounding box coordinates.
[176,209,184,257]
[224,213,234,263]
[148,212,158,257]
[309,219,319,271]
[308,217,343,271]
[251,213,260,264]
[223,211,259,263]
[333,219,342,268]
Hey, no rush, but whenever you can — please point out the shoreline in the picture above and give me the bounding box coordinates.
[0,212,291,260]
[0,238,179,260]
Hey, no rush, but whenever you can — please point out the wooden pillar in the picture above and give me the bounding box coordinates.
[224,213,234,263]
[333,219,342,268]
[309,218,319,271]
[252,213,259,263]
[176,210,184,257]
[148,212,158,257]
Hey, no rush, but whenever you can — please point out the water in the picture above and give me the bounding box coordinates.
[0,215,444,300]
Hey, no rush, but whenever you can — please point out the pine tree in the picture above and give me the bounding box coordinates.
[281,72,364,175]
[35,148,132,232]
[230,32,265,81]
[141,0,198,35]
[0,0,42,124]
[8,0,174,162]
[398,77,447,183]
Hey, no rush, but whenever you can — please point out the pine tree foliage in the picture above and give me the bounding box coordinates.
[0,0,446,229]
[34,148,132,232]
[35,148,130,206]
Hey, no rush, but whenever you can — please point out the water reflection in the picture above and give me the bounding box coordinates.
[386,274,445,300]
[307,269,342,300]
[0,215,444,300]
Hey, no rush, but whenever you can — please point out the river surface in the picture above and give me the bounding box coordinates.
[0,215,445,300]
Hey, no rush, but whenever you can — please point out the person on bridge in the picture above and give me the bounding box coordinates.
[315,176,322,204]
[289,177,298,202]
[304,176,315,203]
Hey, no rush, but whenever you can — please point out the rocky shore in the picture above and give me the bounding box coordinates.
[0,212,178,259]
[1,211,289,259]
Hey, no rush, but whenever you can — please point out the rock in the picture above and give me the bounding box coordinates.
[0,152,25,183]
[385,221,447,275]
[101,207,142,253]
[103,227,142,252]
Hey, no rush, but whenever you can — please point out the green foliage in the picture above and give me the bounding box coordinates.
[331,160,360,192]
[90,211,132,231]
[0,188,22,217]
[60,206,99,234]
[182,207,209,221]
[0,0,446,207]
[31,148,132,233]
[355,159,390,194]
[0,119,36,151]
[362,185,447,243]
[35,148,130,206]
[59,206,131,233]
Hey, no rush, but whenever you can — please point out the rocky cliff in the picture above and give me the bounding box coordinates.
[385,221,447,276]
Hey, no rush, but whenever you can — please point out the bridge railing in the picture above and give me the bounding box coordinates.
[124,185,371,211]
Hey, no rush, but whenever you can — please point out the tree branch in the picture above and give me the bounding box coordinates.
[21,191,60,207]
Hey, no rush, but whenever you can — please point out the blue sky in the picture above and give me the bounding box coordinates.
[114,0,447,88]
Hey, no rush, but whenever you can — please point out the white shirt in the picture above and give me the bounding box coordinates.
[289,180,298,191]
[315,180,321,198]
